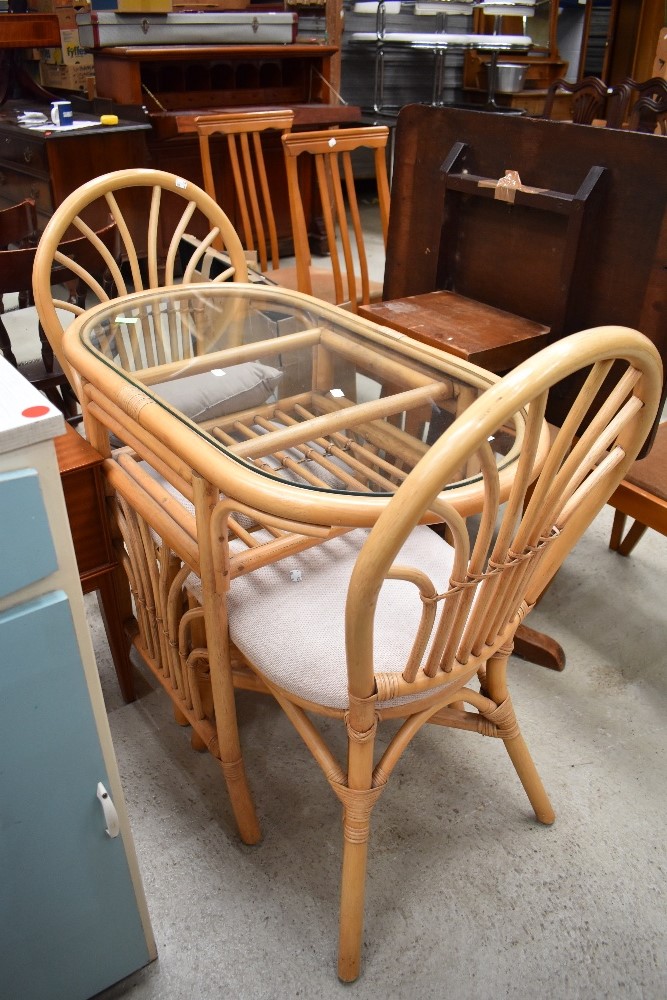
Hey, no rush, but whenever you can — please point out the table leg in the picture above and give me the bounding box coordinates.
[513,623,566,672]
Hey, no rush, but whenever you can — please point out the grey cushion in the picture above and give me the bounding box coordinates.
[153,361,282,423]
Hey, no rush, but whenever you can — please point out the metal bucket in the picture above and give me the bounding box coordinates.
[493,63,528,94]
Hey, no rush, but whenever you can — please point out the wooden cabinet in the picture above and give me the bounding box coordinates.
[0,103,149,227]
[0,358,156,999]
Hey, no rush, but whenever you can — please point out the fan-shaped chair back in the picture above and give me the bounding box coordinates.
[33,168,249,392]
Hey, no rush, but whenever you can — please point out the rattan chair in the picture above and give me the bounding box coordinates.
[32,167,249,395]
[282,125,391,311]
[200,325,658,979]
[84,313,660,976]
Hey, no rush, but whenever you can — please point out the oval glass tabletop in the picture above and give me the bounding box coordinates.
[67,283,526,500]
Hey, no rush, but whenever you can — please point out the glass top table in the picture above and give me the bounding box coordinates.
[64,283,536,526]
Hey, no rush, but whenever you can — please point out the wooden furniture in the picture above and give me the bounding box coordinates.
[0,197,39,368]
[0,101,150,230]
[627,76,667,133]
[0,13,60,105]
[89,43,361,249]
[1,202,119,421]
[32,167,250,393]
[196,108,301,283]
[282,125,391,310]
[60,289,662,981]
[0,357,155,997]
[608,421,667,556]
[540,76,610,124]
[359,289,550,372]
[464,0,567,99]
[55,423,136,703]
[606,76,667,130]
[384,105,667,445]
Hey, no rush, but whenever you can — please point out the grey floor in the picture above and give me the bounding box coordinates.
[5,213,666,998]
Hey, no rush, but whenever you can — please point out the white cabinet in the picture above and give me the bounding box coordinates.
[0,358,156,1000]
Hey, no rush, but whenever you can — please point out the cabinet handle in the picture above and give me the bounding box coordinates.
[23,146,33,163]
[96,782,120,838]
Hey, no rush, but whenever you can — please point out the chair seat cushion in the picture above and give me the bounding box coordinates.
[226,524,456,710]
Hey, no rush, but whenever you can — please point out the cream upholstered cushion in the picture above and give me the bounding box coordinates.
[226,525,456,710]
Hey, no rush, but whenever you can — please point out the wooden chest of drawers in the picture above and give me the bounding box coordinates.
[0,102,150,227]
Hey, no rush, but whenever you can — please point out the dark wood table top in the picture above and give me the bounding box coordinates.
[359,289,550,372]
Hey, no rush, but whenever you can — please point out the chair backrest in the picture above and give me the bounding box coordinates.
[281,126,391,311]
[606,76,667,131]
[345,326,661,703]
[33,168,249,393]
[195,109,294,271]
[626,77,667,134]
[542,77,609,124]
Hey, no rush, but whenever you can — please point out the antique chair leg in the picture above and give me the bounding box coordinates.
[484,646,555,825]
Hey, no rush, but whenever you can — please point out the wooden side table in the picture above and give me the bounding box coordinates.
[359,290,551,373]
[54,424,136,701]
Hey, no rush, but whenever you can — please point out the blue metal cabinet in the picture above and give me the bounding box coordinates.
[0,359,155,999]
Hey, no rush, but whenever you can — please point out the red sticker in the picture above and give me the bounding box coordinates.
[22,405,51,418]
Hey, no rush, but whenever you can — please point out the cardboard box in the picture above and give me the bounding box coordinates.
[39,60,95,92]
[40,28,94,65]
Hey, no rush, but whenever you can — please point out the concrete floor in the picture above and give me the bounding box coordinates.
[4,214,666,998]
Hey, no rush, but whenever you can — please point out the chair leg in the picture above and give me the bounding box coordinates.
[335,729,382,982]
[610,509,649,556]
[338,829,370,982]
[484,646,555,825]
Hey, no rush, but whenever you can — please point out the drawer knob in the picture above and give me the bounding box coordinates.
[29,185,39,201]
[23,146,33,163]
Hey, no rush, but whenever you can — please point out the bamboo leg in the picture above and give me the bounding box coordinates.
[338,833,370,982]
[336,713,380,982]
[193,475,261,845]
[484,647,555,825]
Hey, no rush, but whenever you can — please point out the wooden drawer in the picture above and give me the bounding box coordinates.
[0,162,53,215]
[0,132,49,172]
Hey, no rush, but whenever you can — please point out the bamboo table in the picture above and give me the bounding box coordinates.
[62,283,545,700]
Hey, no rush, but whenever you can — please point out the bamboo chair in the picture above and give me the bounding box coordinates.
[195,110,299,281]
[608,421,667,554]
[202,325,657,979]
[32,167,249,397]
[282,126,391,312]
[541,77,610,124]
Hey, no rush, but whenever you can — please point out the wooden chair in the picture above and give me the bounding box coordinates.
[606,77,667,132]
[282,125,391,311]
[195,109,298,282]
[627,77,667,134]
[608,421,667,555]
[1,198,116,420]
[187,325,658,979]
[32,167,250,396]
[541,76,610,124]
[0,198,40,370]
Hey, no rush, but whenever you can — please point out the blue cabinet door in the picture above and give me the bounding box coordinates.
[0,591,152,1000]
